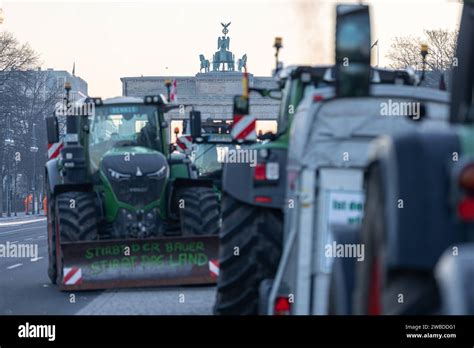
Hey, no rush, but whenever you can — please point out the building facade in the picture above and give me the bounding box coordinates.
[121,72,279,121]
[43,68,88,101]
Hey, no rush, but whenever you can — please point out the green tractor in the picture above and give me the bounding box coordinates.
[45,93,220,290]
[176,117,236,191]
[214,37,333,314]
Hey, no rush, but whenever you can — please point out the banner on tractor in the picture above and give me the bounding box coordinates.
[59,235,219,291]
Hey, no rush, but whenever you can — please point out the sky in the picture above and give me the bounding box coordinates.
[0,0,464,98]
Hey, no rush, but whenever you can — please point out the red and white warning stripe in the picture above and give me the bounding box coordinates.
[63,267,83,285]
[231,115,256,141]
[176,135,193,154]
[170,79,178,103]
[48,141,64,159]
[209,259,219,278]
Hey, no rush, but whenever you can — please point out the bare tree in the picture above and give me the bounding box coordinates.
[0,31,38,86]
[0,31,59,217]
[386,29,458,71]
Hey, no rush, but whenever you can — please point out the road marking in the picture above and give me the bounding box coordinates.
[7,263,23,270]
[0,225,45,236]
[31,256,44,262]
[11,240,18,244]
[25,238,33,241]
[0,217,46,228]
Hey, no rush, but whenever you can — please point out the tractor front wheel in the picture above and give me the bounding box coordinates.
[178,187,220,236]
[55,192,99,242]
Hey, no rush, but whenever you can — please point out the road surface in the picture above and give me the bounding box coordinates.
[0,218,215,315]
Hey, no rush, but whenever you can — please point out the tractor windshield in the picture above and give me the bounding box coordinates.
[192,143,238,176]
[88,104,160,174]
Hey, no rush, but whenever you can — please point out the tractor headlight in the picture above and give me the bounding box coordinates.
[108,168,131,180]
[144,96,153,104]
[147,166,167,179]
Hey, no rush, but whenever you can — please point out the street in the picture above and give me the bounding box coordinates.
[0,218,215,315]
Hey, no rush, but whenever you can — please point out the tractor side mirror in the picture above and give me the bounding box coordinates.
[233,95,249,115]
[46,116,59,144]
[190,111,202,140]
[249,88,283,100]
[335,4,371,98]
[268,89,283,100]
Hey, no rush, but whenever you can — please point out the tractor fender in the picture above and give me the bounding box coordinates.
[371,130,463,271]
[221,147,287,209]
[45,158,61,194]
[45,158,93,196]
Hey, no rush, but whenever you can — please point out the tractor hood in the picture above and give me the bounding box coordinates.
[100,146,169,207]
[104,146,161,156]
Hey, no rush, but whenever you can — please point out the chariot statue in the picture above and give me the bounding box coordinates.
[198,22,248,73]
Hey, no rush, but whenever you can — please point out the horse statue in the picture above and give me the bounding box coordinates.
[237,54,247,72]
[199,54,210,73]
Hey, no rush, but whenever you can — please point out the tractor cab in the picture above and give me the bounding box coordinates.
[87,97,170,181]
[183,115,239,189]
[271,65,332,139]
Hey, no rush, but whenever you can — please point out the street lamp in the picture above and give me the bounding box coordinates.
[420,44,429,84]
[4,130,15,218]
[273,37,283,74]
[30,123,38,215]
[164,80,172,102]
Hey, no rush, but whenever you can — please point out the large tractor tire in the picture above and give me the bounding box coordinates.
[55,192,99,242]
[179,187,220,236]
[214,193,283,315]
[353,165,439,315]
